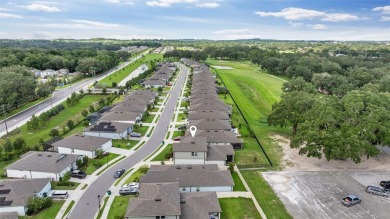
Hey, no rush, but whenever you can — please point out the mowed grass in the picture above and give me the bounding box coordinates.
[219,198,261,219]
[0,95,106,147]
[241,170,292,219]
[107,195,135,219]
[99,53,163,87]
[207,59,290,168]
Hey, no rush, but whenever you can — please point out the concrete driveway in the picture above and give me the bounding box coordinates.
[263,171,390,219]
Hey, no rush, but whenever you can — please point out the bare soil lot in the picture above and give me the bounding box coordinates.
[263,171,390,219]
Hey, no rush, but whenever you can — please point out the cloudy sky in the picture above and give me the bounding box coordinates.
[0,0,389,40]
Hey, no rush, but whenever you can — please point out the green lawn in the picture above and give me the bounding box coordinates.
[241,170,292,219]
[25,201,65,219]
[112,139,139,150]
[107,195,135,219]
[151,144,173,161]
[50,181,80,190]
[82,153,120,175]
[0,96,49,121]
[132,125,149,136]
[232,172,246,191]
[0,95,106,148]
[219,198,261,219]
[99,53,163,87]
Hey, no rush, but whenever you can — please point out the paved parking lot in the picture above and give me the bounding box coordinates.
[263,171,390,219]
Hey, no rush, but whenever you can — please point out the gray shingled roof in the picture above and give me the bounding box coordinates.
[84,122,131,134]
[140,164,234,187]
[99,111,139,122]
[188,111,230,120]
[125,182,181,217]
[189,119,232,131]
[207,145,235,161]
[180,192,221,219]
[185,130,243,144]
[52,134,111,151]
[6,151,79,173]
[173,137,208,152]
[0,178,51,207]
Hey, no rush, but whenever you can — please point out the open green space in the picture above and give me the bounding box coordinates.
[50,181,80,190]
[99,53,163,87]
[151,144,173,161]
[219,198,261,219]
[24,201,65,219]
[241,170,292,219]
[81,153,119,175]
[112,139,139,150]
[0,96,49,121]
[207,59,290,168]
[0,95,106,147]
[107,195,135,219]
[232,172,246,191]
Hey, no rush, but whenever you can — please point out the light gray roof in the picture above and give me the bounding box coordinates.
[189,119,232,131]
[185,130,243,144]
[173,137,208,152]
[100,111,139,122]
[188,111,230,120]
[6,151,79,173]
[140,164,234,187]
[207,145,235,161]
[180,192,221,219]
[126,182,181,217]
[53,134,111,151]
[0,178,51,207]
[84,122,131,134]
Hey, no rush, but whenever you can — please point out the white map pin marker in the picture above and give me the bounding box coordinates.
[190,126,197,137]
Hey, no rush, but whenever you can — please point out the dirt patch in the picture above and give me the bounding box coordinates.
[272,135,390,171]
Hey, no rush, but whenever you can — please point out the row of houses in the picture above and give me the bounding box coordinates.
[172,59,243,166]
[123,59,240,219]
[142,62,176,88]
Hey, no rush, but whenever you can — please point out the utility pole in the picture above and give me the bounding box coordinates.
[2,105,9,135]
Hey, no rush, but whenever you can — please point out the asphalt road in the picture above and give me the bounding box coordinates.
[68,63,189,219]
[0,50,149,137]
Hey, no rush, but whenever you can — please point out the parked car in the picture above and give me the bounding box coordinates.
[341,195,361,207]
[114,168,125,178]
[122,182,140,189]
[130,132,142,137]
[366,186,389,197]
[71,170,87,179]
[51,191,69,200]
[380,180,390,187]
[119,186,138,196]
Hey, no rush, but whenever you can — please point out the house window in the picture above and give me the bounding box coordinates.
[191,152,197,156]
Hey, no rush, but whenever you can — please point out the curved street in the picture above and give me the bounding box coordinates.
[68,63,189,219]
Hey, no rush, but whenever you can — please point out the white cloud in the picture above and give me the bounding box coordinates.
[306,24,328,30]
[213,29,250,35]
[255,8,325,20]
[322,13,359,22]
[23,3,61,12]
[380,16,390,21]
[0,12,23,18]
[255,7,361,22]
[105,0,134,5]
[196,2,219,8]
[373,5,390,14]
[289,21,303,27]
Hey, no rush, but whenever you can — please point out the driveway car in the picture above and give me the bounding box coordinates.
[71,170,87,179]
[341,195,361,207]
[130,132,141,137]
[114,168,125,178]
[366,186,389,197]
[119,186,138,195]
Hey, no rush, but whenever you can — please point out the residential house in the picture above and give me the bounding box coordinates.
[6,152,80,181]
[83,122,132,139]
[0,178,51,216]
[52,134,112,158]
[125,182,221,219]
[140,164,234,192]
